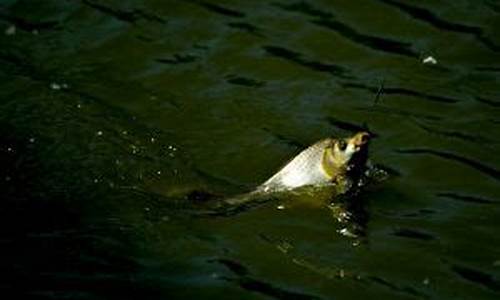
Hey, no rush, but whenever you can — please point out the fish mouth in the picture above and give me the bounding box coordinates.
[349,131,371,152]
[345,132,370,173]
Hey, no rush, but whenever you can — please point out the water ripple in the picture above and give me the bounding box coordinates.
[342,82,461,104]
[413,121,493,144]
[393,228,436,241]
[190,1,245,18]
[437,192,498,205]
[263,45,349,78]
[326,116,376,137]
[275,1,417,57]
[82,0,166,24]
[227,21,262,36]
[215,258,322,300]
[378,0,500,52]
[0,13,61,31]
[397,148,500,181]
[452,264,500,291]
[475,96,500,108]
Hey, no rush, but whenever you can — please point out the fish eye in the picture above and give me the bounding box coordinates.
[337,140,347,151]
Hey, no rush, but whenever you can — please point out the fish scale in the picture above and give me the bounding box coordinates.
[259,139,334,192]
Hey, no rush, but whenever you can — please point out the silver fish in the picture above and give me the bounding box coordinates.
[224,132,370,205]
[258,131,370,192]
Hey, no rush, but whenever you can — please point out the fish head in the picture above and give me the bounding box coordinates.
[328,131,371,170]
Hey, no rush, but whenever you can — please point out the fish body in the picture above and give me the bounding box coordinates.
[257,132,370,193]
[223,132,370,206]
[258,139,334,192]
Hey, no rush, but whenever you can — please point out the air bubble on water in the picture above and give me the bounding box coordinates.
[276,241,292,253]
[276,204,285,210]
[338,228,357,238]
[150,137,156,143]
[122,130,128,135]
[157,170,162,175]
[96,131,103,136]
[423,278,430,285]
[161,216,170,222]
[50,83,61,90]
[29,137,35,143]
[7,147,13,152]
[32,29,39,35]
[422,56,437,65]
[338,269,345,279]
[76,104,82,109]
[131,145,138,154]
[93,178,99,183]
[5,25,16,36]
[50,82,68,91]
[144,207,150,212]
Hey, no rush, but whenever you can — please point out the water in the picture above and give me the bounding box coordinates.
[1,0,500,299]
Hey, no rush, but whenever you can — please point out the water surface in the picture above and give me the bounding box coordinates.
[1,0,500,299]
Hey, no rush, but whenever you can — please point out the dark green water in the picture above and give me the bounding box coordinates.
[1,0,500,299]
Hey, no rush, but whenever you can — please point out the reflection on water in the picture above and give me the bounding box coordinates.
[1,0,500,299]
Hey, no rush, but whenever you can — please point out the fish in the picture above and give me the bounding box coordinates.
[223,132,371,206]
[259,132,370,192]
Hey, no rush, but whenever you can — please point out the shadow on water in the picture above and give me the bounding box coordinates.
[0,123,155,298]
